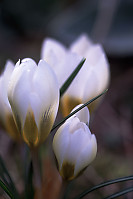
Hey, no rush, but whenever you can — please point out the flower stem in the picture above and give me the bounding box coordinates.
[31,147,43,199]
[61,180,73,199]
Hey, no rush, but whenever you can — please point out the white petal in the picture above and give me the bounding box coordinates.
[66,116,80,133]
[85,44,103,65]
[82,68,99,102]
[3,60,14,82]
[94,54,110,93]
[41,38,83,88]
[32,60,59,127]
[0,78,7,123]
[71,104,90,125]
[53,122,70,168]
[29,92,41,127]
[41,38,66,65]
[1,60,14,108]
[45,51,83,89]
[85,45,109,94]
[64,61,93,100]
[56,52,83,88]
[8,59,36,100]
[75,133,97,175]
[9,70,31,127]
[8,58,37,127]
[65,123,90,164]
[70,34,92,56]
[0,60,14,123]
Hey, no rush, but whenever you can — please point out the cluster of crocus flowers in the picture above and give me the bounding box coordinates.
[0,60,21,141]
[0,56,97,182]
[41,34,110,116]
[53,104,97,181]
[0,34,109,184]
[8,58,59,148]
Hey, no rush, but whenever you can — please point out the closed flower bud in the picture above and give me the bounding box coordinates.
[8,58,59,147]
[0,60,21,141]
[53,105,97,181]
[41,34,110,116]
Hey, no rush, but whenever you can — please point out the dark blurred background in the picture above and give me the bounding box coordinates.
[0,0,133,63]
[0,0,133,198]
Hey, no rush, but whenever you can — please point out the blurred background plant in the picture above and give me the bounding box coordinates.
[0,0,133,198]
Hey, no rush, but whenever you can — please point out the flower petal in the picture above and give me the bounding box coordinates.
[53,122,70,169]
[65,123,89,164]
[41,38,66,63]
[75,133,97,176]
[70,34,92,56]
[0,60,14,124]
[32,60,59,143]
[70,104,90,125]
[8,59,37,130]
[41,38,83,88]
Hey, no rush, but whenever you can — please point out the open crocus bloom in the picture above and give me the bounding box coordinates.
[41,34,110,116]
[53,105,97,181]
[0,60,21,141]
[8,58,59,148]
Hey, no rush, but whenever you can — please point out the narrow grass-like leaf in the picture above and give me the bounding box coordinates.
[0,178,14,198]
[60,58,86,97]
[52,89,108,131]
[0,155,19,198]
[73,175,133,199]
[103,186,133,199]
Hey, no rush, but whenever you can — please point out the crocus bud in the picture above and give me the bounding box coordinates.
[41,34,110,116]
[0,60,21,141]
[8,58,59,148]
[53,105,97,181]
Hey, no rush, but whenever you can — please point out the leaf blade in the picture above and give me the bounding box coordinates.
[0,155,19,198]
[0,178,14,199]
[103,186,133,199]
[73,175,133,199]
[60,58,86,97]
[52,89,108,131]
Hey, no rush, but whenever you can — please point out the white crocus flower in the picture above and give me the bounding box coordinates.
[41,34,110,116]
[8,58,59,147]
[53,105,97,181]
[0,60,21,141]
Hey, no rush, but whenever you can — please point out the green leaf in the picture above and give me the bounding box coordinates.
[73,175,133,199]
[0,178,14,198]
[103,186,133,199]
[52,89,108,131]
[0,155,19,198]
[60,58,86,97]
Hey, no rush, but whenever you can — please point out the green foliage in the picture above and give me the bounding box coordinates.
[104,186,133,199]
[0,178,14,198]
[0,155,19,198]
[73,175,133,199]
